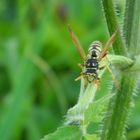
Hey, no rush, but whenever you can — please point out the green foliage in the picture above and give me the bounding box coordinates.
[44,0,140,140]
[0,0,140,140]
[84,134,100,140]
[43,92,113,139]
[84,94,114,125]
[100,0,140,140]
[41,126,82,140]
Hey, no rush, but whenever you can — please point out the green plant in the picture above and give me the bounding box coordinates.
[42,0,140,140]
[100,0,140,140]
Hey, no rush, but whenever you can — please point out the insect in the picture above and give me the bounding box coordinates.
[68,26,117,87]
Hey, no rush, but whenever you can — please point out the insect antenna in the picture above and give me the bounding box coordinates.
[68,25,86,60]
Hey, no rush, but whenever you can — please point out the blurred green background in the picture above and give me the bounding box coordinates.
[0,0,140,140]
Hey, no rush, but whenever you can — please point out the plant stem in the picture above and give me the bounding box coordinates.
[123,0,140,57]
[101,0,140,140]
[101,73,137,140]
[123,0,136,50]
[101,0,126,55]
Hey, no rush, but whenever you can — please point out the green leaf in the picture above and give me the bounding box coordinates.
[84,134,99,140]
[107,54,133,69]
[41,126,82,140]
[127,55,140,72]
[84,94,114,125]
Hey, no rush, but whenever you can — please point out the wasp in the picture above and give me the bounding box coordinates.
[68,26,117,87]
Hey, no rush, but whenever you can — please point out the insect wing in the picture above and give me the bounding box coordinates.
[68,25,86,60]
[98,30,118,61]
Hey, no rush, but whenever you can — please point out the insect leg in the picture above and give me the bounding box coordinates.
[93,73,100,88]
[106,65,119,88]
[105,55,111,65]
[77,63,84,69]
[106,66,115,80]
[99,66,105,70]
[94,78,100,89]
[75,72,84,81]
[75,75,83,81]
[99,53,113,69]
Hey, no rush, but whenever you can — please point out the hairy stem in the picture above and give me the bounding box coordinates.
[101,0,126,55]
[101,0,140,140]
[123,0,140,57]
[123,0,135,50]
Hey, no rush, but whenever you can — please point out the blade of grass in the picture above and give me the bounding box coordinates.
[31,55,68,114]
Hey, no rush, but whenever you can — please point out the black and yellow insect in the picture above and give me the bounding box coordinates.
[68,26,117,87]
[82,41,101,83]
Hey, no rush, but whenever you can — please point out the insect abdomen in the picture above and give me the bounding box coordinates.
[88,41,102,58]
[84,58,99,82]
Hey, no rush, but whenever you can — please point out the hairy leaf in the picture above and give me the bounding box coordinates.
[41,126,82,140]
